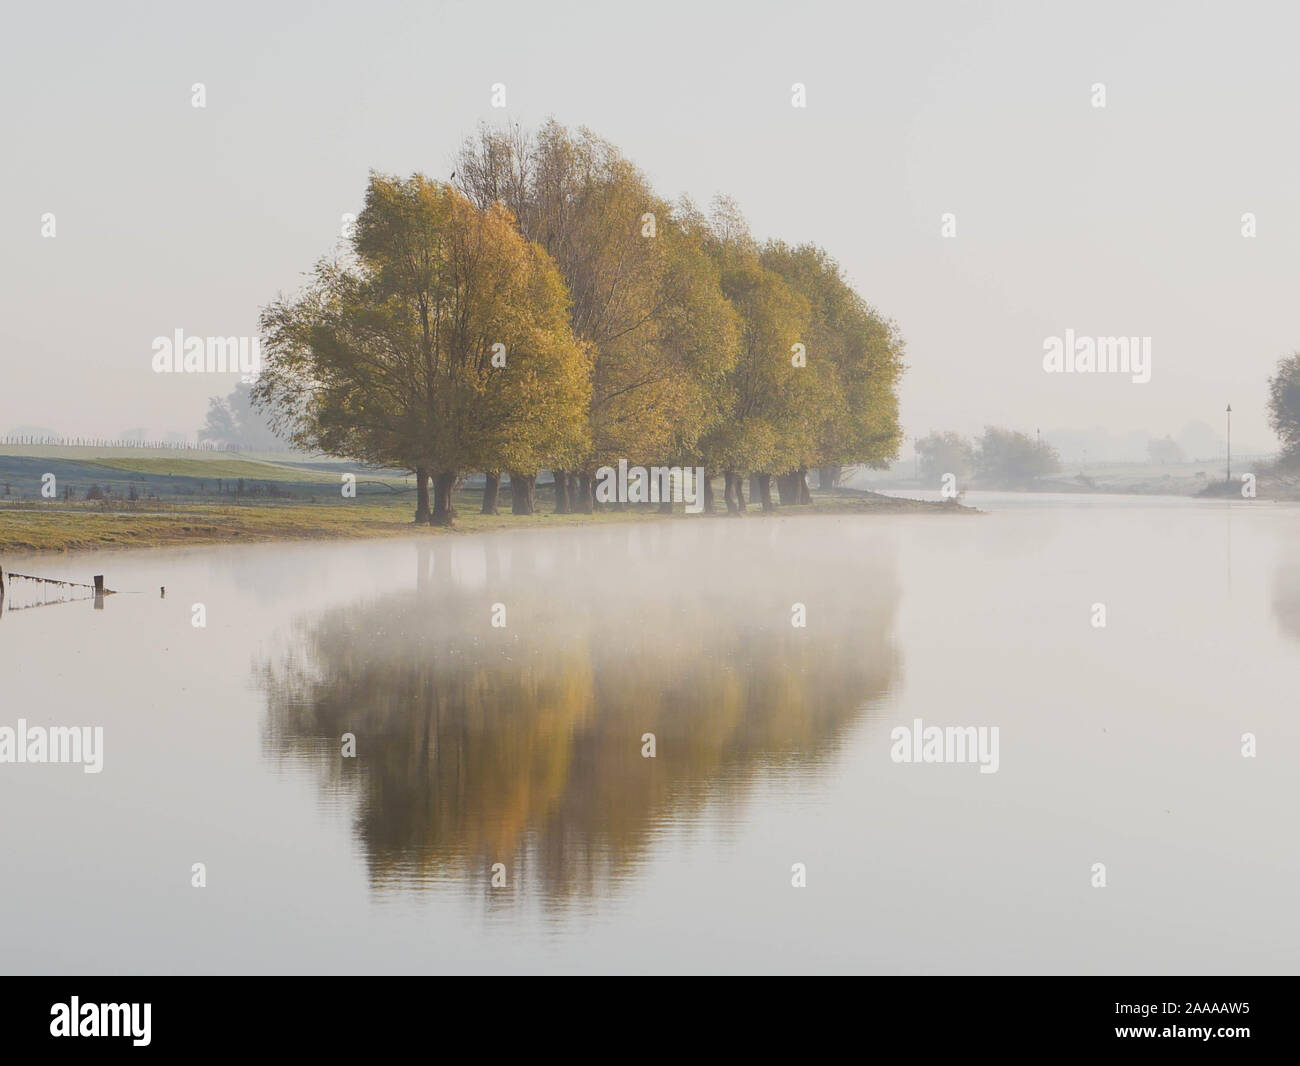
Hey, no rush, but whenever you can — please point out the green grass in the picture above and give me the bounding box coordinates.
[0,486,965,556]
[0,496,642,554]
[0,446,967,555]
[0,446,413,508]
[82,456,353,483]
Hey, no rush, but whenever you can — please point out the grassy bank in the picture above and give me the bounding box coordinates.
[0,444,970,555]
[854,457,1300,499]
[0,488,968,555]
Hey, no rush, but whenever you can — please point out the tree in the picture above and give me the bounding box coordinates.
[199,382,281,450]
[1146,435,1185,464]
[254,173,589,524]
[916,431,976,485]
[761,241,905,499]
[693,198,810,513]
[974,427,1060,488]
[1267,353,1300,464]
[197,397,238,447]
[456,123,738,512]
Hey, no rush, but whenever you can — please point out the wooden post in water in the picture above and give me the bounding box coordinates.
[93,575,104,595]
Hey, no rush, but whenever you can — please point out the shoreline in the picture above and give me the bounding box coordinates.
[859,470,1300,501]
[0,490,973,561]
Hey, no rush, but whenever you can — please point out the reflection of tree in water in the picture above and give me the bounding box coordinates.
[258,523,901,903]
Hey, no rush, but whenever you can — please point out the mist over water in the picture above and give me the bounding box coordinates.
[2,497,1298,974]
[258,521,901,903]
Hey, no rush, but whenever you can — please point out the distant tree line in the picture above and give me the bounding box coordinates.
[198,382,284,451]
[253,120,905,524]
[915,427,1060,489]
[1146,435,1186,464]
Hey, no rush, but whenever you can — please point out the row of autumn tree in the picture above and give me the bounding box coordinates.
[253,121,904,524]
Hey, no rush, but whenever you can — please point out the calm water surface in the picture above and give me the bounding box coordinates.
[2,493,1298,974]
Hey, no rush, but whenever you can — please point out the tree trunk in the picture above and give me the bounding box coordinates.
[818,465,842,490]
[749,475,762,506]
[656,462,674,513]
[724,470,740,514]
[576,473,594,513]
[509,472,536,515]
[432,471,455,526]
[414,466,430,524]
[758,473,774,512]
[553,469,570,514]
[735,472,746,512]
[796,466,812,504]
[776,471,796,505]
[702,472,715,514]
[481,472,500,515]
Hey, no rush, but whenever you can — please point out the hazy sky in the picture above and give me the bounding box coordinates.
[3,0,1295,452]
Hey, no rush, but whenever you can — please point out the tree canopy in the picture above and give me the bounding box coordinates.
[255,174,590,521]
[1267,353,1300,464]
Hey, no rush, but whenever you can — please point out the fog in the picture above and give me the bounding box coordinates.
[4,1,1298,452]
[2,501,1298,973]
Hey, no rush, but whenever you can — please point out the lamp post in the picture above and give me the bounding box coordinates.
[1226,404,1232,484]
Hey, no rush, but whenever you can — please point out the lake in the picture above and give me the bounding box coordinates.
[2,493,1298,974]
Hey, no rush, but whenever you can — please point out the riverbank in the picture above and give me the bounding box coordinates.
[852,458,1300,499]
[0,488,972,556]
